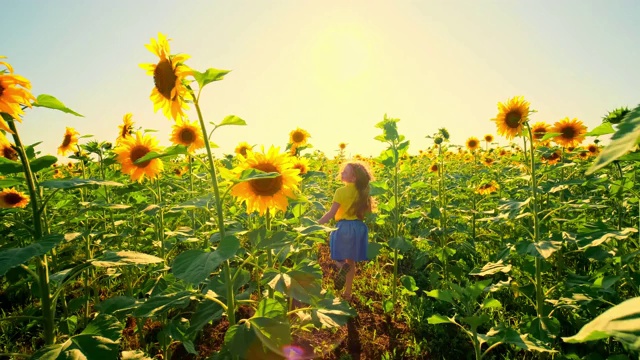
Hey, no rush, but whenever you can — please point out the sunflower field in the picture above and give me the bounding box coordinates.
[1,34,640,360]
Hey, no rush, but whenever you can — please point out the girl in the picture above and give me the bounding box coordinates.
[318,161,374,300]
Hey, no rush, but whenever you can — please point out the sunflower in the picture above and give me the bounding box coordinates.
[499,148,509,157]
[493,96,530,140]
[476,181,499,195]
[0,188,29,208]
[541,150,562,165]
[429,163,439,173]
[113,132,164,182]
[57,127,80,156]
[0,132,18,161]
[53,168,64,179]
[577,151,589,160]
[140,33,192,121]
[291,156,310,175]
[170,119,204,152]
[551,117,587,148]
[235,142,253,157]
[289,128,310,147]
[602,107,630,125]
[339,142,347,150]
[231,146,301,215]
[586,143,600,156]
[173,165,189,177]
[117,113,135,144]
[530,122,551,144]
[0,57,36,133]
[466,137,480,152]
[484,134,494,143]
[482,157,494,166]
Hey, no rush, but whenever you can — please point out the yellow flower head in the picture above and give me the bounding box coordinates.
[0,188,29,208]
[117,113,135,144]
[170,119,204,152]
[0,131,18,161]
[586,143,599,156]
[476,181,499,195]
[484,134,494,143]
[541,150,562,165]
[289,128,310,147]
[235,141,253,157]
[140,33,192,121]
[339,142,347,150]
[291,156,310,175]
[466,137,480,152]
[493,96,530,140]
[482,157,494,166]
[530,122,551,144]
[551,117,587,148]
[429,163,439,173]
[57,127,80,156]
[0,57,36,133]
[231,146,301,215]
[113,132,164,183]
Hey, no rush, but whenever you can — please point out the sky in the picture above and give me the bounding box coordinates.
[4,0,640,159]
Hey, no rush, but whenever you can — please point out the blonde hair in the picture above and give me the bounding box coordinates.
[340,161,376,219]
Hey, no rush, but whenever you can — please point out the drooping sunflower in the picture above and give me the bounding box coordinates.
[476,181,499,195]
[231,146,301,215]
[291,156,310,175]
[586,144,599,156]
[0,132,18,161]
[235,142,253,157]
[492,96,530,140]
[602,106,630,125]
[466,137,480,152]
[139,33,192,121]
[551,117,587,148]
[170,119,204,152]
[117,113,135,144]
[289,128,311,147]
[113,132,164,183]
[57,127,80,156]
[530,122,551,144]
[484,134,494,143]
[0,57,36,133]
[0,188,29,208]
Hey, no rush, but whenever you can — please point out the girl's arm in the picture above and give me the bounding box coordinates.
[318,202,340,224]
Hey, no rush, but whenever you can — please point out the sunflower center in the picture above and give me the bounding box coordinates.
[179,128,196,144]
[5,192,23,205]
[533,129,546,139]
[3,145,18,161]
[130,145,151,168]
[468,140,477,148]
[249,163,283,196]
[239,147,248,156]
[561,126,576,139]
[292,131,305,143]
[0,84,4,97]
[154,59,177,100]
[122,126,131,138]
[505,111,522,129]
[61,134,72,147]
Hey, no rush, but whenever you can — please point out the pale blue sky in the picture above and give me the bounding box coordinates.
[4,1,640,159]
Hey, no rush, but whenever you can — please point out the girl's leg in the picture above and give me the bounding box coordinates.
[343,259,356,299]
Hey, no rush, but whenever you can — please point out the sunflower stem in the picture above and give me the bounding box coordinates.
[155,178,166,262]
[265,208,274,299]
[193,94,235,326]
[8,120,55,345]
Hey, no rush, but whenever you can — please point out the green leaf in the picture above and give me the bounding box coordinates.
[217,115,246,127]
[469,260,512,276]
[0,234,67,276]
[132,291,192,318]
[586,122,616,137]
[192,68,231,89]
[0,178,22,187]
[235,168,280,183]
[40,178,124,189]
[400,275,419,292]
[92,251,164,267]
[312,298,357,328]
[388,236,412,252]
[293,224,334,235]
[587,103,640,174]
[224,323,254,357]
[267,261,323,304]
[425,289,455,304]
[172,235,240,285]
[461,314,490,330]
[495,326,558,353]
[121,350,154,360]
[428,314,456,325]
[95,296,140,320]
[33,94,83,117]
[31,315,122,360]
[540,132,561,141]
[482,298,503,310]
[30,155,58,173]
[185,297,224,338]
[528,241,562,259]
[134,145,189,164]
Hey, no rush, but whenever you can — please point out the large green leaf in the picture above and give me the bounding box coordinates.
[134,145,188,164]
[40,178,124,189]
[192,68,231,89]
[30,155,58,173]
[469,260,512,276]
[217,115,246,127]
[311,297,356,328]
[425,289,456,304]
[31,315,122,360]
[224,323,254,357]
[0,234,74,276]
[92,251,164,267]
[585,122,616,137]
[33,94,83,117]
[563,297,640,349]
[267,261,323,303]
[185,297,224,338]
[490,326,558,353]
[132,291,192,318]
[172,235,240,285]
[587,104,640,174]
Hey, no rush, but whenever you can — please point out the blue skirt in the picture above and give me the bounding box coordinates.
[330,220,369,262]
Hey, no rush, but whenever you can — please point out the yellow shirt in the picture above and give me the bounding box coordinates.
[333,183,358,221]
